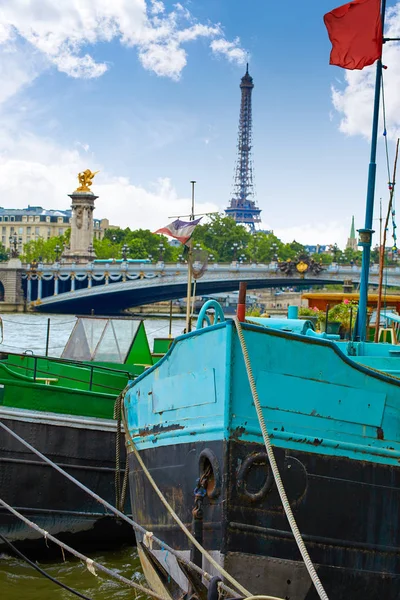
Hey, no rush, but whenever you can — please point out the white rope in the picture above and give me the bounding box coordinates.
[233,318,329,600]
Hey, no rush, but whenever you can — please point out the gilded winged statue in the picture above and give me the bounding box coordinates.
[75,169,99,193]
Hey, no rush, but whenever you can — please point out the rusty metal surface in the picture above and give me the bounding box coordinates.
[128,438,400,599]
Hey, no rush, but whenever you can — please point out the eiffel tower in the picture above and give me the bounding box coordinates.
[225,65,261,232]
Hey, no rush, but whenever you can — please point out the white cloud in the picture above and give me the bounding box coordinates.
[0,127,218,229]
[0,0,246,85]
[210,37,247,65]
[272,222,350,248]
[331,3,400,139]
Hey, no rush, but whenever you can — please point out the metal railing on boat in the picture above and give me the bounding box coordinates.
[0,351,135,394]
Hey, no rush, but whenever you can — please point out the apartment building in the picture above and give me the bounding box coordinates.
[0,206,109,252]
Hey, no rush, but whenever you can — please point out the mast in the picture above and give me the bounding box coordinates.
[185,181,196,333]
[374,139,399,342]
[354,0,387,341]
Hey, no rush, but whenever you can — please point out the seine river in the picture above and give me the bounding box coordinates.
[0,312,186,600]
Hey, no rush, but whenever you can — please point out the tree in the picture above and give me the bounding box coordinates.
[21,230,70,263]
[95,228,180,261]
[247,231,284,262]
[191,215,251,261]
[0,244,8,262]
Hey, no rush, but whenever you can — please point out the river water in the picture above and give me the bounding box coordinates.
[0,312,185,600]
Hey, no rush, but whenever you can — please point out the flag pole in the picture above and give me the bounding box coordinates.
[185,181,196,333]
[355,0,387,341]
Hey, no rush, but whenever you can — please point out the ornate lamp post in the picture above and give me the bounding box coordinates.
[231,242,239,262]
[148,253,153,263]
[178,253,184,263]
[121,243,129,261]
[239,253,246,264]
[54,244,61,262]
[271,242,278,262]
[208,253,215,263]
[158,243,165,262]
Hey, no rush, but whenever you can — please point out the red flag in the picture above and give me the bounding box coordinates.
[324,0,382,70]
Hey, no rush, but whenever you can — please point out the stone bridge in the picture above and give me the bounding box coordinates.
[19,260,400,315]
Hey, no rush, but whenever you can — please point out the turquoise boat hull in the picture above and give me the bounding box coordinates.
[124,318,400,599]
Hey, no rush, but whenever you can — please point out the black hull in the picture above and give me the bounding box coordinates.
[0,415,133,554]
[128,439,400,600]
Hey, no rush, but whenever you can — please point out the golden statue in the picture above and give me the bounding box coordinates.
[75,169,99,193]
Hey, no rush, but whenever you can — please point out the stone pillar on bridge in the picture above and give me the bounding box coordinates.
[0,258,25,312]
[63,170,98,264]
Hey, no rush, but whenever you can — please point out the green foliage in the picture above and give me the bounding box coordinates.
[95,228,179,261]
[21,230,70,263]
[298,306,320,317]
[246,306,262,317]
[191,215,251,261]
[0,244,8,262]
[318,300,357,328]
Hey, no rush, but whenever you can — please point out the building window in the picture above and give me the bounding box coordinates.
[58,228,64,236]
[18,227,23,234]
[2,227,5,234]
[1,236,4,244]
[35,227,40,235]
[27,226,31,234]
[47,227,51,236]
[10,216,14,222]
[10,226,14,233]
[0,217,2,222]
[4,217,8,222]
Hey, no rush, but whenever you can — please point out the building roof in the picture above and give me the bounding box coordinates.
[0,206,104,224]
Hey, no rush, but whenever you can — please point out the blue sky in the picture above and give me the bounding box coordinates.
[1,0,400,247]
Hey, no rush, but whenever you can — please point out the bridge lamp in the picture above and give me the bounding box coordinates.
[121,243,129,261]
[239,253,246,264]
[54,244,61,262]
[208,254,214,262]
[158,243,165,261]
[148,253,153,263]
[178,254,184,263]
[231,242,239,261]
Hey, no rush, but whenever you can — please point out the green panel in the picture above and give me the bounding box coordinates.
[125,322,153,366]
[0,379,117,418]
[153,337,173,354]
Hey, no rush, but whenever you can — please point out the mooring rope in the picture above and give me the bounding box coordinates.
[0,500,165,600]
[0,533,93,600]
[120,399,252,597]
[233,318,329,600]
[0,420,238,597]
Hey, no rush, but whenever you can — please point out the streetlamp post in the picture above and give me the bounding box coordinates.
[55,244,61,262]
[148,253,153,263]
[121,243,129,261]
[231,242,239,262]
[271,242,278,262]
[158,243,165,262]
